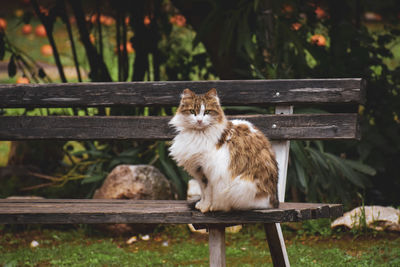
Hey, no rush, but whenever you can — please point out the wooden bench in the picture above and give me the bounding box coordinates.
[0,79,364,266]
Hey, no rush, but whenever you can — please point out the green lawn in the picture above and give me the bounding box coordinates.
[1,224,399,267]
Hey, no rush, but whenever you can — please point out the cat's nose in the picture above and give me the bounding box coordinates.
[197,119,203,124]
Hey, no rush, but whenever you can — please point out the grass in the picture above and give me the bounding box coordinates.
[0,223,399,267]
[0,141,10,167]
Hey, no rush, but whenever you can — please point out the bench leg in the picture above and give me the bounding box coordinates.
[208,225,226,267]
[264,223,290,267]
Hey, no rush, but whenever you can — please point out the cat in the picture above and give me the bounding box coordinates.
[168,88,279,212]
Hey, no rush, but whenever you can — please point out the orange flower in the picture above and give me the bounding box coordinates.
[35,24,47,37]
[310,34,326,46]
[40,44,53,56]
[0,18,7,31]
[39,6,49,16]
[315,7,327,19]
[103,16,115,26]
[144,15,151,26]
[90,14,111,25]
[69,16,76,24]
[90,14,98,24]
[291,22,302,31]
[16,77,30,84]
[282,4,293,14]
[89,34,95,44]
[15,9,24,18]
[122,42,134,54]
[115,42,135,54]
[22,24,32,35]
[170,14,186,27]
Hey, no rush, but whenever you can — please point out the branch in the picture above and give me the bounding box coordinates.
[60,0,82,82]
[68,0,112,81]
[31,0,68,82]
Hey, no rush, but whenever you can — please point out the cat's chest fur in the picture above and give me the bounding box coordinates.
[169,125,230,180]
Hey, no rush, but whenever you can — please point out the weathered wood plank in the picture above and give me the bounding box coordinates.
[0,79,365,108]
[0,114,359,141]
[0,200,343,224]
[209,225,226,267]
[265,223,290,267]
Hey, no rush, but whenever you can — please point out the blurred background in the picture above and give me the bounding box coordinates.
[0,0,399,209]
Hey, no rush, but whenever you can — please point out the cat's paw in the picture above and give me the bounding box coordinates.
[210,204,230,212]
[195,201,211,213]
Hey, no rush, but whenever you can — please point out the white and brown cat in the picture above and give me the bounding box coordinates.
[169,88,278,212]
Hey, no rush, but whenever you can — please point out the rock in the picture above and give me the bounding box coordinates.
[331,206,400,232]
[94,165,172,200]
[93,165,173,235]
[186,179,242,234]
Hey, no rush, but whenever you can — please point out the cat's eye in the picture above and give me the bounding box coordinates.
[190,109,196,114]
[204,110,211,115]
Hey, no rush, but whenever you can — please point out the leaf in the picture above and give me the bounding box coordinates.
[117,148,140,158]
[159,157,184,198]
[177,166,191,183]
[85,163,97,175]
[157,142,165,160]
[291,141,312,170]
[294,159,308,191]
[81,173,106,184]
[8,55,16,78]
[72,149,109,158]
[323,152,366,188]
[306,147,329,169]
[342,159,376,176]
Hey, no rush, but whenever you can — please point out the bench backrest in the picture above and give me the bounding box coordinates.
[0,79,365,201]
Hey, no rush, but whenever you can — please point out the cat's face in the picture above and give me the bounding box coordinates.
[174,88,225,130]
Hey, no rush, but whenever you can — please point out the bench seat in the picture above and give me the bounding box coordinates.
[0,199,342,224]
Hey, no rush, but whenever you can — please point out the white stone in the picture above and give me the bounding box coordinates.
[331,205,400,232]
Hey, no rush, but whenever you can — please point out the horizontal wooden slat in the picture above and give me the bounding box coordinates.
[0,79,365,108]
[0,199,343,224]
[0,114,359,140]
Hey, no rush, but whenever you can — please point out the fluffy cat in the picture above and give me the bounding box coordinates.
[169,88,279,212]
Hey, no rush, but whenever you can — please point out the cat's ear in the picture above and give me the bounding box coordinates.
[181,88,195,98]
[205,88,218,98]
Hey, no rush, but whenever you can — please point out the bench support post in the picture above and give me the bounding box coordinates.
[266,105,293,267]
[265,223,290,267]
[208,225,226,267]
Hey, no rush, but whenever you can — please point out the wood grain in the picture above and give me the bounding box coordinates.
[265,223,290,267]
[0,79,365,108]
[0,199,343,224]
[0,114,359,141]
[209,226,226,267]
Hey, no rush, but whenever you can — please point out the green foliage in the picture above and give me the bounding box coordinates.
[296,218,332,237]
[288,141,375,204]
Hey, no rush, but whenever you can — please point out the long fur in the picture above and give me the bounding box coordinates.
[169,88,279,212]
